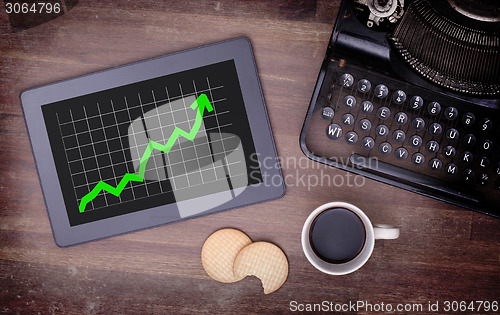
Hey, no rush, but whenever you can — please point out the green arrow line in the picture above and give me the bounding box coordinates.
[78,93,214,213]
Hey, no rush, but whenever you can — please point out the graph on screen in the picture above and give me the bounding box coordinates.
[77,93,214,212]
[42,60,262,226]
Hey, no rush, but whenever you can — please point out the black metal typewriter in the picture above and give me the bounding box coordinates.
[300,0,500,217]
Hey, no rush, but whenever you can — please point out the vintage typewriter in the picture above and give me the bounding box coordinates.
[300,0,500,217]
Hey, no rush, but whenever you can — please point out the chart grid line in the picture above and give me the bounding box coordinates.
[55,77,238,212]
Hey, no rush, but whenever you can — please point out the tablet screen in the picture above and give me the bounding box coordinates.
[42,60,262,226]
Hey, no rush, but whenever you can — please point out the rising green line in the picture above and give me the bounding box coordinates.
[78,93,214,213]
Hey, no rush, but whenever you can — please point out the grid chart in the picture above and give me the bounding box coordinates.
[56,80,247,212]
[42,60,262,226]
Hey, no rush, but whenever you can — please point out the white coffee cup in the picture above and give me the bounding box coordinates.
[301,202,399,275]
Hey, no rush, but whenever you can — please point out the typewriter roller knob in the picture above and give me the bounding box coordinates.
[354,0,405,28]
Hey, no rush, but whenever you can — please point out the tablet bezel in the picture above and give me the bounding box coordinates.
[20,37,284,247]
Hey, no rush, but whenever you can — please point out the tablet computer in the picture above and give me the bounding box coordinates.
[20,37,284,247]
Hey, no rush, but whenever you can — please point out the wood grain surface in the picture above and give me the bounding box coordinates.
[1,1,499,314]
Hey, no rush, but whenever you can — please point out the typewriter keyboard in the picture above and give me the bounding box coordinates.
[302,59,500,217]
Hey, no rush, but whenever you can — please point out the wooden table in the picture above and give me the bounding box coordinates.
[1,1,499,313]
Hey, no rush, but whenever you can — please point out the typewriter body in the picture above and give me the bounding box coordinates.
[300,0,500,217]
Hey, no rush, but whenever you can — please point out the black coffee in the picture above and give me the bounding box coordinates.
[309,207,366,263]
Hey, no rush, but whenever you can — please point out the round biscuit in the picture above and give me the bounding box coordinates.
[233,241,288,294]
[201,228,252,283]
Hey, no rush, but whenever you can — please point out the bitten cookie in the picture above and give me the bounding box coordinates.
[233,241,288,294]
[201,228,252,283]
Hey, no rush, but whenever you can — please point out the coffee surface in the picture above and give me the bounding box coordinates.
[309,208,366,263]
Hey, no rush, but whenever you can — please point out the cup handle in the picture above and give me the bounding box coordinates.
[373,224,400,240]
